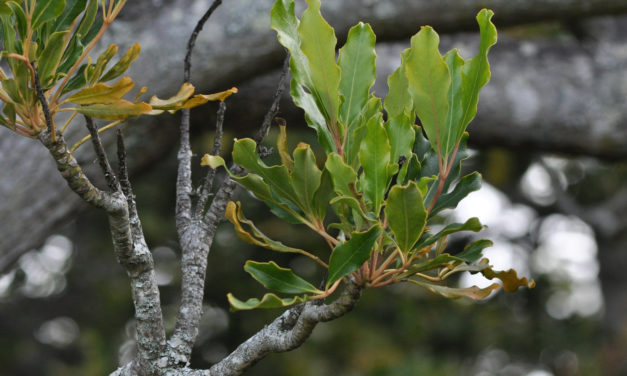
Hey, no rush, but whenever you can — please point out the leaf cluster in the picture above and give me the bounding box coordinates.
[204,0,534,311]
[0,0,236,148]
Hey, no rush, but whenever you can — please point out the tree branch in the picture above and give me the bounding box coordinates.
[85,116,119,191]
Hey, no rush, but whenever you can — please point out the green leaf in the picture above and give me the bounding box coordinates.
[90,44,118,84]
[406,253,464,274]
[100,43,141,82]
[244,261,321,294]
[407,279,500,300]
[75,0,97,42]
[443,48,465,150]
[344,96,380,168]
[385,181,427,253]
[359,114,393,213]
[227,292,307,312]
[397,153,421,185]
[276,124,293,170]
[232,138,301,207]
[384,54,412,119]
[290,80,335,153]
[415,217,483,250]
[72,100,152,120]
[456,239,493,263]
[67,76,135,104]
[52,0,87,32]
[430,171,481,216]
[32,0,65,29]
[457,9,497,140]
[338,22,376,128]
[324,152,358,197]
[61,64,87,95]
[385,113,415,165]
[290,142,322,216]
[329,196,370,223]
[404,26,453,157]
[37,31,69,87]
[327,225,382,287]
[312,168,335,221]
[6,2,26,40]
[298,0,341,129]
[57,32,85,74]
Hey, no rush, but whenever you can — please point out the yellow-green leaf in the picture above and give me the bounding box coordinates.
[182,87,238,108]
[67,76,135,104]
[148,82,195,110]
[72,100,151,120]
[227,292,307,312]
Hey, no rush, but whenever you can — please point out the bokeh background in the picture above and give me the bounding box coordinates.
[1,0,627,375]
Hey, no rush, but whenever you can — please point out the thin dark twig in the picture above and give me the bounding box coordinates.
[254,55,290,145]
[85,116,119,191]
[32,64,54,141]
[194,101,227,218]
[184,0,223,83]
[117,130,140,229]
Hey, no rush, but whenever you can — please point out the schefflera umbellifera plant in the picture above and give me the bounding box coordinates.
[203,0,535,311]
[0,0,236,147]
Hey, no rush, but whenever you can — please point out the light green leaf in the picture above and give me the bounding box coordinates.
[291,142,322,216]
[100,43,141,82]
[385,181,427,253]
[359,114,392,213]
[414,217,483,250]
[384,52,412,118]
[385,113,415,165]
[32,0,65,29]
[457,9,497,140]
[244,261,321,294]
[327,225,382,287]
[37,31,69,87]
[227,293,307,312]
[338,22,376,128]
[430,171,481,216]
[67,76,134,104]
[404,26,452,157]
[407,279,500,300]
[443,48,465,151]
[344,96,380,168]
[298,0,341,128]
[72,100,152,120]
[457,239,493,263]
[325,152,358,197]
[313,169,335,221]
[290,80,335,153]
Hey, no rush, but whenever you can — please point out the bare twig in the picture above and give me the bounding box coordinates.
[184,0,224,83]
[85,116,119,191]
[254,55,290,145]
[194,101,227,218]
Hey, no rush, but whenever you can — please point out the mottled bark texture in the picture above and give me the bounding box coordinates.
[3,1,627,270]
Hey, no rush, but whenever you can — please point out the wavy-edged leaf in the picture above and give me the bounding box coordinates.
[149,82,195,110]
[386,113,415,165]
[359,114,393,213]
[100,42,141,82]
[298,0,341,129]
[338,22,376,129]
[344,96,380,168]
[325,152,358,197]
[481,267,536,293]
[415,217,483,250]
[431,171,482,216]
[313,167,334,221]
[37,30,69,87]
[32,0,65,29]
[456,239,493,263]
[227,293,307,312]
[404,26,452,157]
[397,153,421,186]
[244,261,321,294]
[407,279,500,300]
[385,181,427,253]
[67,76,134,104]
[327,225,382,287]
[72,100,151,120]
[182,87,238,108]
[290,80,335,153]
[384,51,412,118]
[291,142,322,217]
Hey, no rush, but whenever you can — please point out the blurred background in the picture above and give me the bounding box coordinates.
[1,0,627,375]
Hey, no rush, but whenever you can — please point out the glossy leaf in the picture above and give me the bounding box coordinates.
[456,239,493,263]
[443,48,465,150]
[52,0,87,32]
[37,31,69,87]
[227,293,307,312]
[404,26,452,157]
[481,268,536,293]
[386,113,415,165]
[414,217,483,250]
[312,168,334,221]
[385,181,427,253]
[359,114,393,213]
[100,43,141,82]
[327,225,382,287]
[72,100,151,120]
[430,171,482,216]
[290,142,322,216]
[290,80,335,153]
[408,279,500,300]
[338,22,376,128]
[298,0,341,128]
[57,32,85,74]
[344,96,380,168]
[384,53,412,118]
[325,152,358,197]
[76,0,98,43]
[32,0,65,29]
[244,261,321,294]
[67,76,134,104]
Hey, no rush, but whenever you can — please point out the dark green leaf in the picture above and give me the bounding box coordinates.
[324,152,358,197]
[430,171,481,216]
[344,96,380,168]
[61,64,87,95]
[313,168,335,221]
[385,181,427,253]
[7,2,26,40]
[290,142,322,216]
[32,0,65,29]
[227,292,308,311]
[327,225,382,287]
[456,239,493,263]
[52,0,87,32]
[414,217,483,250]
[57,32,85,74]
[75,0,97,42]
[244,261,321,294]
[359,114,393,213]
[37,31,69,87]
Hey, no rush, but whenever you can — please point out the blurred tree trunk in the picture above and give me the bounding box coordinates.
[2,0,627,272]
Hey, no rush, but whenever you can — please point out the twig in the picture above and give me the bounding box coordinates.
[184,0,224,83]
[254,55,290,145]
[32,64,55,141]
[117,130,145,242]
[194,101,227,218]
[85,116,119,191]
